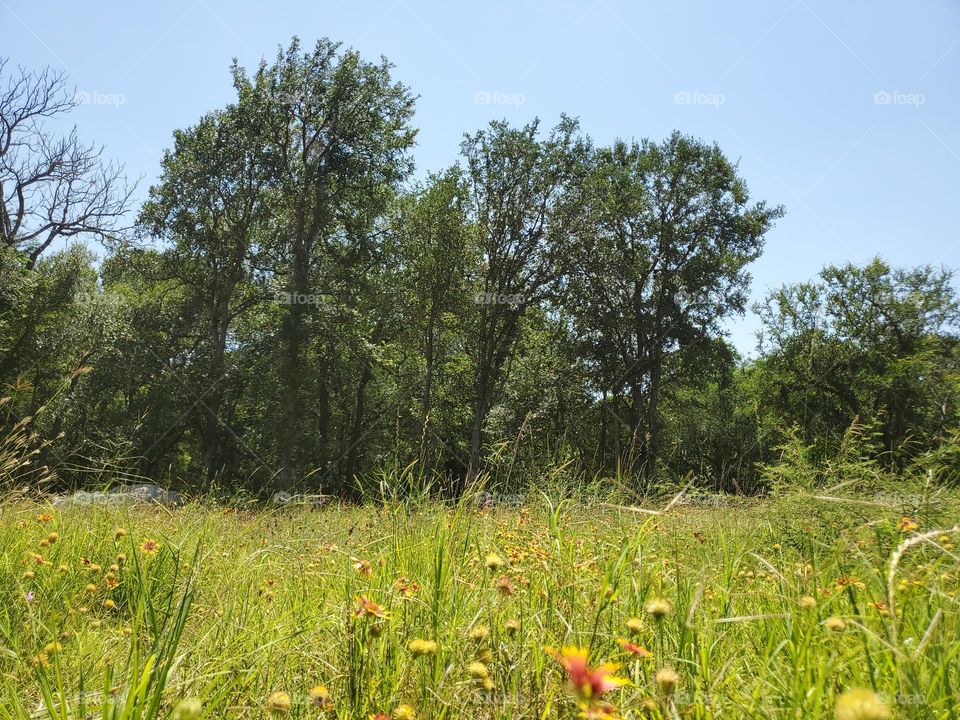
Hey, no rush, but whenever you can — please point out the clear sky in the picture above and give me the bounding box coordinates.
[3,1,958,355]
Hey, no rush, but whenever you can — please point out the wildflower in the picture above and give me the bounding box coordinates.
[140,539,160,554]
[393,704,416,720]
[824,616,847,632]
[495,575,515,596]
[504,619,521,635]
[870,601,889,615]
[37,513,53,523]
[467,661,489,679]
[116,553,126,565]
[352,558,373,577]
[309,685,332,709]
[114,528,127,540]
[353,596,389,619]
[85,584,97,594]
[266,691,292,714]
[468,624,490,642]
[24,591,34,602]
[617,639,652,658]
[835,688,890,720]
[654,667,680,695]
[625,617,644,635]
[485,554,505,571]
[43,642,62,655]
[45,532,59,544]
[394,577,420,597]
[58,564,69,572]
[105,576,119,589]
[30,552,48,565]
[645,597,671,619]
[22,570,35,580]
[172,699,202,720]
[370,714,390,720]
[898,517,918,533]
[103,599,116,610]
[798,595,817,609]
[408,638,438,657]
[545,646,628,702]
[33,653,50,668]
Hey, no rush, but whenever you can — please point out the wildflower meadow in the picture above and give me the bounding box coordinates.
[4,490,959,719]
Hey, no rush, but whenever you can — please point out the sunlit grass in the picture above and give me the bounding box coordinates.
[2,493,958,719]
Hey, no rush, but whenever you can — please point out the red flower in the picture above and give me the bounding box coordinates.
[616,638,652,658]
[545,646,628,702]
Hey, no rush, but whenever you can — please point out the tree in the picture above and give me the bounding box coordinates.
[138,107,272,485]
[756,258,960,465]
[230,37,417,489]
[0,58,132,268]
[572,133,782,479]
[460,116,589,481]
[388,169,475,483]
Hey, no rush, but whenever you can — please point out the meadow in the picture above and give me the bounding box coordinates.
[4,490,959,719]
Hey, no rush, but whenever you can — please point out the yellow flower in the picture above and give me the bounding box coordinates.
[625,617,644,635]
[645,597,671,619]
[485,554,505,571]
[824,616,847,632]
[309,685,332,709]
[655,667,680,695]
[898,517,918,533]
[467,661,489,679]
[468,624,490,642]
[140,539,160,555]
[408,638,438,657]
[172,699,202,720]
[393,704,416,720]
[266,691,292,714]
[114,528,127,540]
[798,595,817,609]
[43,642,62,655]
[835,688,890,720]
[103,599,117,610]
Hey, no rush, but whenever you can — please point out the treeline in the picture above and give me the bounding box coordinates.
[1,41,958,497]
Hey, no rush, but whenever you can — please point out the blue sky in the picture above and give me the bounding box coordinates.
[3,0,958,355]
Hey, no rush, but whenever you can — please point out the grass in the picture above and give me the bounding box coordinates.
[2,491,959,719]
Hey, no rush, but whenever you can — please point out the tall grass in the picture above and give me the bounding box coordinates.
[2,489,958,718]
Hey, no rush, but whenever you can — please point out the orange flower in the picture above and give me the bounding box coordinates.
[616,638,652,658]
[545,646,628,702]
[353,595,389,619]
[37,513,53,523]
[140,539,160,554]
[898,517,918,532]
[394,577,420,597]
[352,558,373,577]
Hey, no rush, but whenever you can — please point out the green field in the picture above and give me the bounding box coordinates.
[4,492,959,719]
